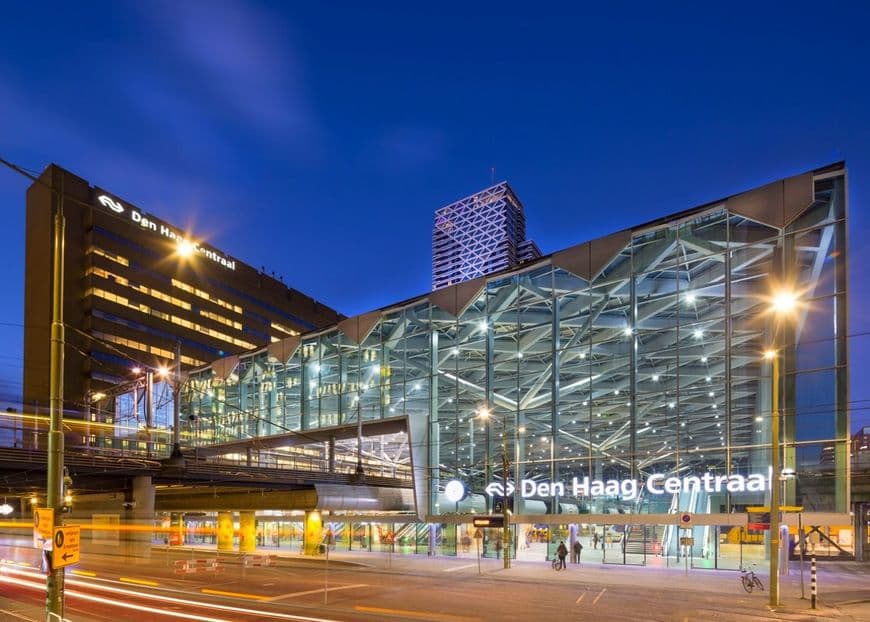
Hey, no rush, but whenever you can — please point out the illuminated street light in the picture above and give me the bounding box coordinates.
[771,290,798,314]
[766,287,798,608]
[176,238,195,257]
[157,365,170,378]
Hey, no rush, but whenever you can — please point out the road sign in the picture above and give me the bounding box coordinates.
[34,508,54,540]
[52,525,80,568]
[473,528,483,539]
[678,513,693,529]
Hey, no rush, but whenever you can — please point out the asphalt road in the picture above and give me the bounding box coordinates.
[0,544,866,621]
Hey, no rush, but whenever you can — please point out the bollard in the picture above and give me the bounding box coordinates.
[810,554,817,609]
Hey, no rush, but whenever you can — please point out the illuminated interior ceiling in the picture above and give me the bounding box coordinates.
[181,178,842,493]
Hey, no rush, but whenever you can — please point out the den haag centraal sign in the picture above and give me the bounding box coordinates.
[484,469,772,501]
[96,193,236,271]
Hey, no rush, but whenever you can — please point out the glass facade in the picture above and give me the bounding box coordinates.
[181,168,849,534]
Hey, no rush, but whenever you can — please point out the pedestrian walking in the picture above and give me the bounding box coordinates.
[494,536,503,559]
[572,539,583,564]
[557,541,568,569]
[593,532,599,549]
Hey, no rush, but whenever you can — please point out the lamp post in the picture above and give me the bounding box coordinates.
[764,348,781,607]
[46,178,66,618]
[479,407,510,569]
[765,287,798,607]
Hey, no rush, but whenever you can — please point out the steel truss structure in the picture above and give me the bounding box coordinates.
[182,164,848,518]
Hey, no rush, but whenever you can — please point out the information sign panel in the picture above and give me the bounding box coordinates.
[52,525,80,568]
[33,508,54,540]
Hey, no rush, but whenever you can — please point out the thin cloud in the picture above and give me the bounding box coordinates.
[143,0,319,146]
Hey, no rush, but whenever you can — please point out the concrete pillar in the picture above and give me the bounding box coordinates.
[238,511,256,553]
[170,512,184,546]
[303,510,323,556]
[129,475,155,561]
[217,512,234,552]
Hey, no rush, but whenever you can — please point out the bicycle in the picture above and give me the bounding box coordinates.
[740,564,764,593]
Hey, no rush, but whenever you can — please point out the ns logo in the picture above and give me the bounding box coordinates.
[98,194,124,214]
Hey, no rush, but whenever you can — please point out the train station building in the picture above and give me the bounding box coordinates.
[173,162,854,566]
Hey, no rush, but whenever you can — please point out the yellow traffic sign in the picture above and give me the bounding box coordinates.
[52,525,80,568]
[34,508,54,540]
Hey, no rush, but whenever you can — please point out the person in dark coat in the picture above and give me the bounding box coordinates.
[572,539,583,563]
[556,541,568,569]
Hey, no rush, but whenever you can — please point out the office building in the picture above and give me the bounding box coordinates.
[182,162,853,564]
[432,182,541,290]
[23,164,342,415]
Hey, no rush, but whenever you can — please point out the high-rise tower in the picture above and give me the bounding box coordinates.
[432,182,540,290]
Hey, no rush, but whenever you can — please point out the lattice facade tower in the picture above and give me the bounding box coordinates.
[432,182,540,290]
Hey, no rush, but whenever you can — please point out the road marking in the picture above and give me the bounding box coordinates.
[592,588,607,605]
[120,576,159,587]
[72,569,97,577]
[0,607,35,621]
[268,583,368,601]
[354,605,481,622]
[442,563,477,572]
[201,588,271,601]
[575,590,587,603]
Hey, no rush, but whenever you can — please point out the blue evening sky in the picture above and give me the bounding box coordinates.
[0,1,867,431]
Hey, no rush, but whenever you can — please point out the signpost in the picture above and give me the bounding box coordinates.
[52,525,80,569]
[34,508,54,541]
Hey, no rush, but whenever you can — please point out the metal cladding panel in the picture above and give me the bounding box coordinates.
[589,230,632,279]
[783,172,815,226]
[210,355,239,381]
[337,310,382,345]
[313,484,415,512]
[552,241,591,281]
[726,171,816,229]
[726,179,784,228]
[266,335,300,364]
[429,276,486,318]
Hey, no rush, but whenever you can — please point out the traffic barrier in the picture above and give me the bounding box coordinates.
[174,559,224,575]
[243,554,278,568]
[810,554,817,609]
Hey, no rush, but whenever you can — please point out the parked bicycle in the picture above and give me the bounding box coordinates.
[740,564,764,593]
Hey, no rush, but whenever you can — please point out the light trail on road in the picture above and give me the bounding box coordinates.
[0,563,345,622]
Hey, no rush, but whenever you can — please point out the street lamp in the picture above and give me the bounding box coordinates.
[478,407,511,569]
[763,347,782,607]
[764,286,797,608]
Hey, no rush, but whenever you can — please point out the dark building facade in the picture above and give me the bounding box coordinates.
[23,164,342,414]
